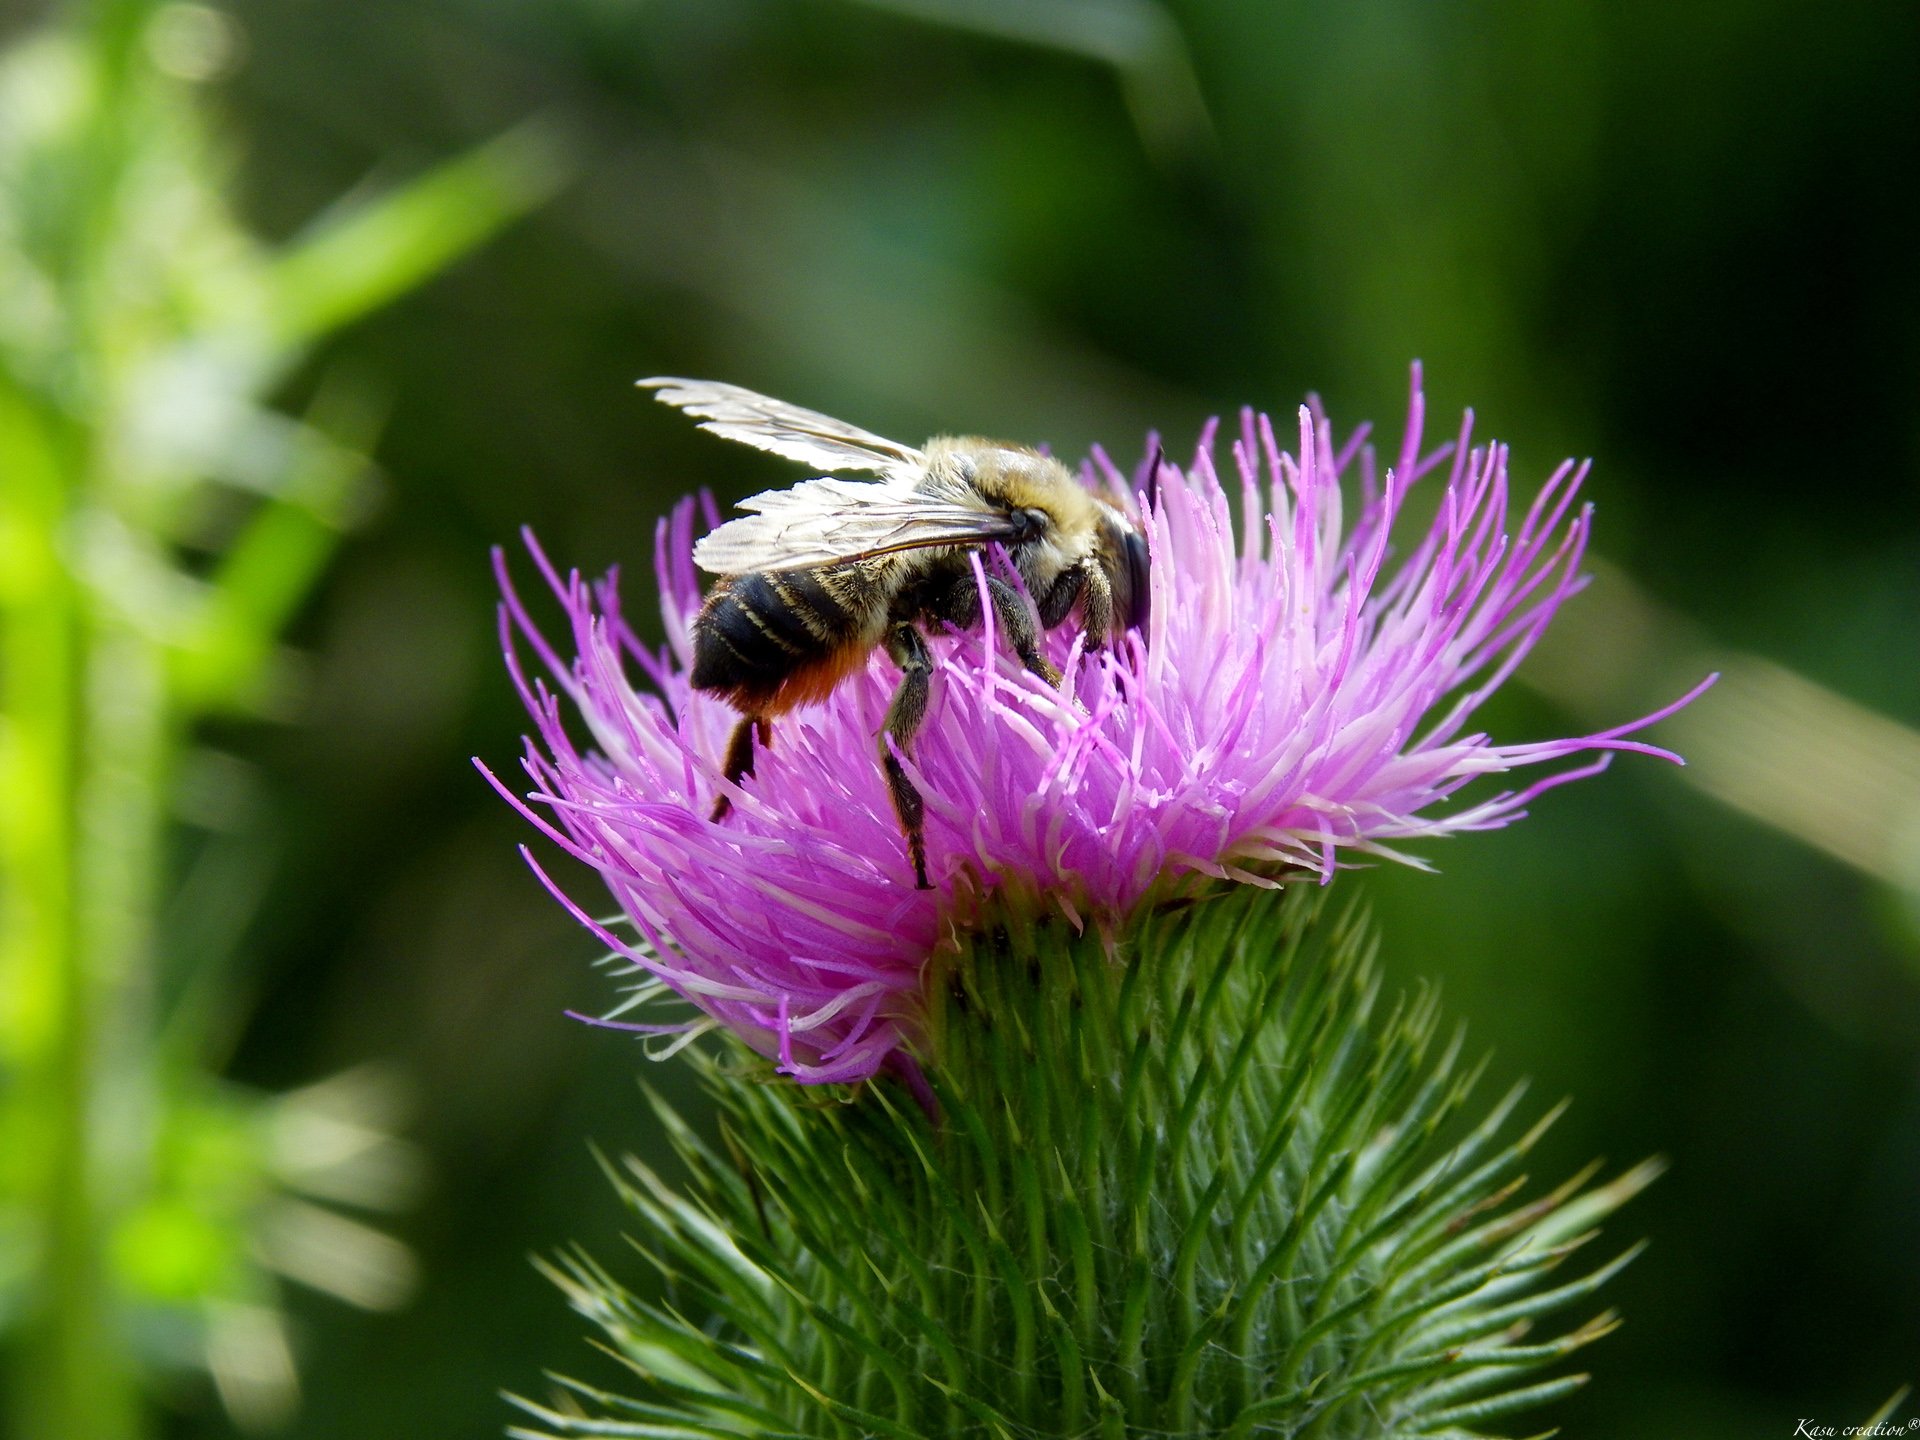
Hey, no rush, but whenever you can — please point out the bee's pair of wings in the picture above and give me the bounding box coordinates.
[642,378,1026,575]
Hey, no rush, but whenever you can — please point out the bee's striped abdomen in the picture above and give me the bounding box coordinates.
[691,567,875,715]
[766,569,859,640]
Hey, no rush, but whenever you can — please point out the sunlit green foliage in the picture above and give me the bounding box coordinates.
[0,4,561,1433]
[520,887,1648,1439]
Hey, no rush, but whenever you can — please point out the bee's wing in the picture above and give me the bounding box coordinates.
[693,477,1022,575]
[640,377,924,477]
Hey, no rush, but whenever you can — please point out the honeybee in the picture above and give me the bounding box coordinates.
[641,378,1150,889]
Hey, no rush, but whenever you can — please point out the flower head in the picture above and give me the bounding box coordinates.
[487,367,1708,1082]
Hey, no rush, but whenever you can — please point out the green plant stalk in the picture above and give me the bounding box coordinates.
[2,0,565,1422]
[1,409,142,1440]
[3,4,164,1427]
[520,884,1653,1439]
[38,623,158,1440]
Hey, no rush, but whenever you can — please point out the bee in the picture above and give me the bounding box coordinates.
[641,378,1150,889]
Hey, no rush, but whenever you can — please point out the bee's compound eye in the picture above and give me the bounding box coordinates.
[1009,507,1050,541]
[1123,530,1151,633]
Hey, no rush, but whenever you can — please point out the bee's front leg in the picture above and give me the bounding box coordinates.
[930,572,1061,688]
[711,714,772,821]
[880,624,935,889]
[1038,559,1112,650]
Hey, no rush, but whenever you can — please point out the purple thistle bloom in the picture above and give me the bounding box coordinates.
[485,367,1710,1083]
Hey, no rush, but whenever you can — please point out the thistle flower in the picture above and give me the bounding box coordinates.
[488,366,1706,1083]
[496,370,1714,1440]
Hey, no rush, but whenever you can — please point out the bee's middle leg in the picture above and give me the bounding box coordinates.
[712,714,772,821]
[880,623,935,889]
[932,573,1061,687]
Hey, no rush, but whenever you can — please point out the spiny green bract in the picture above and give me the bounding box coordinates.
[514,886,1652,1439]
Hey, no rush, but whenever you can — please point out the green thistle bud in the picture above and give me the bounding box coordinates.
[513,886,1650,1439]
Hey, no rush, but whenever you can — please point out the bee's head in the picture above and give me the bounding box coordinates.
[946,442,1150,640]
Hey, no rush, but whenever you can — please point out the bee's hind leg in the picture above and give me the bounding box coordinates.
[880,623,935,889]
[711,714,772,821]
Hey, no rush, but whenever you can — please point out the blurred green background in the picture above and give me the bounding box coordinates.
[1,0,1916,1437]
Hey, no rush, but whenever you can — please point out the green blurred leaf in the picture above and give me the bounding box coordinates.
[841,0,1213,166]
[167,381,381,713]
[265,119,574,353]
[1862,1388,1913,1428]
[115,1201,241,1303]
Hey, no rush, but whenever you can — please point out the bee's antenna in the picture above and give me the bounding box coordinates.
[1142,439,1166,515]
